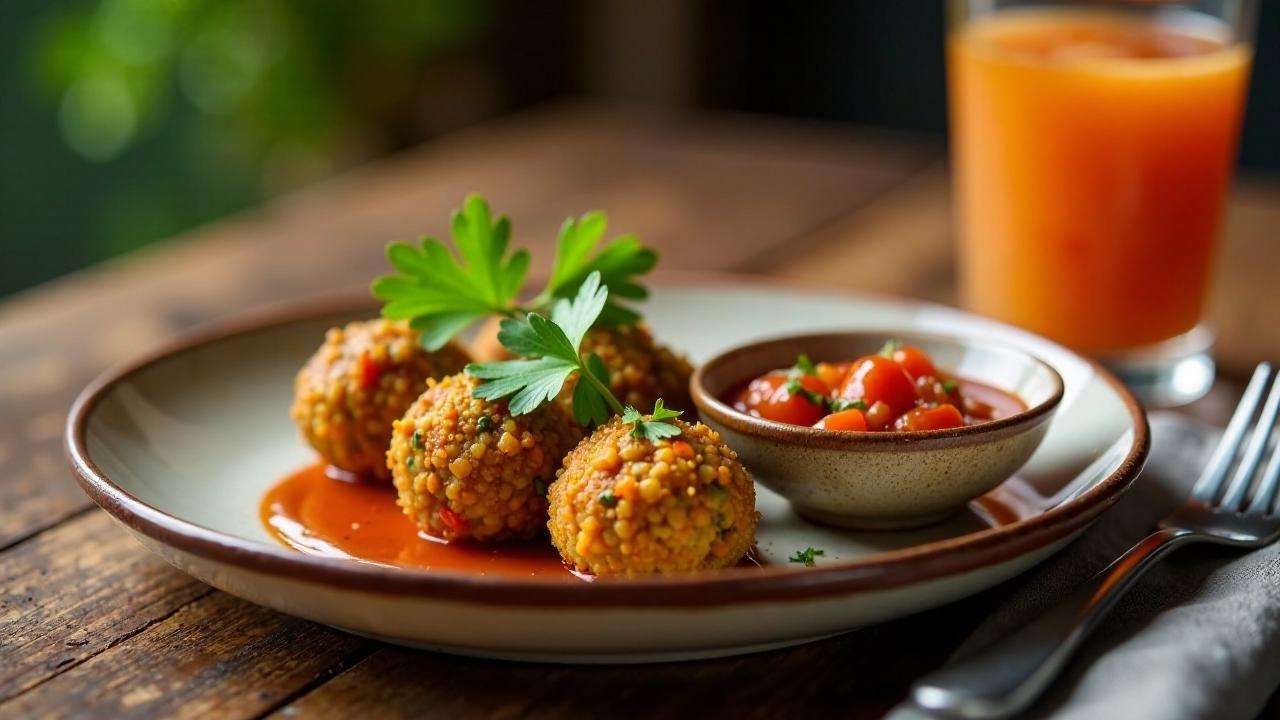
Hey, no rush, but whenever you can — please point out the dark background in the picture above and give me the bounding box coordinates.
[2,0,1276,300]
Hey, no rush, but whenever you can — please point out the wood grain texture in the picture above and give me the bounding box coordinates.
[0,511,211,701]
[265,593,999,720]
[0,592,372,720]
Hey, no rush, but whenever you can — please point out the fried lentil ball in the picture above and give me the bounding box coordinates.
[291,319,471,481]
[389,373,583,542]
[548,418,757,576]
[560,324,695,415]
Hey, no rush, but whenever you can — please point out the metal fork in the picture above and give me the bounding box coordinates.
[906,362,1280,719]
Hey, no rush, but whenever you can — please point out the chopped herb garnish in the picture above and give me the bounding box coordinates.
[410,429,423,450]
[788,547,826,567]
[406,455,417,471]
[791,353,817,377]
[942,379,958,393]
[372,194,657,350]
[476,416,493,432]
[878,339,903,358]
[831,398,868,412]
[533,477,548,497]
[622,399,683,442]
[784,377,829,409]
[598,489,619,507]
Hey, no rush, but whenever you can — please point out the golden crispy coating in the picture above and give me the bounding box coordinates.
[291,319,470,481]
[549,418,757,576]
[389,373,583,542]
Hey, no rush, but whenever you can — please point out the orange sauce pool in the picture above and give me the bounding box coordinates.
[260,465,764,579]
[949,8,1251,353]
[260,464,579,581]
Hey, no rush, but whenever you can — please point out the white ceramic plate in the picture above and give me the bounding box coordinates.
[66,279,1147,663]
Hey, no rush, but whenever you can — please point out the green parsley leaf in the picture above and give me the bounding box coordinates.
[792,353,817,377]
[467,271,626,422]
[878,339,903,358]
[649,398,682,422]
[541,211,656,326]
[467,357,577,415]
[830,398,868,412]
[785,377,829,409]
[372,194,530,350]
[788,547,825,567]
[549,271,608,352]
[570,352,613,427]
[598,489,619,508]
[626,399,684,442]
[942,379,958,393]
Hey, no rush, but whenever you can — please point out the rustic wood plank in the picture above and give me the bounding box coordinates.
[0,101,935,549]
[0,512,211,701]
[0,591,372,720]
[264,592,998,720]
[768,160,954,303]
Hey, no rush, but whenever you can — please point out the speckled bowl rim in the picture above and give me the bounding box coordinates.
[65,277,1149,608]
[690,330,1065,451]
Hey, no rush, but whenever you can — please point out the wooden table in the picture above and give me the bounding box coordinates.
[3,102,1278,719]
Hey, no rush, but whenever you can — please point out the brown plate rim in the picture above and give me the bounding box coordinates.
[64,277,1150,608]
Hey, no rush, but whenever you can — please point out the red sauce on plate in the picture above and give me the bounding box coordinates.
[260,465,763,580]
[260,464,578,581]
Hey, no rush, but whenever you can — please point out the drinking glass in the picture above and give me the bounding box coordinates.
[948,0,1256,405]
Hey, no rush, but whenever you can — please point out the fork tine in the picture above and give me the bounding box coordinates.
[1221,369,1280,511]
[1192,363,1272,503]
[1247,439,1280,516]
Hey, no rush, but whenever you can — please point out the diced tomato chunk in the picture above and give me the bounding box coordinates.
[814,362,851,394]
[814,409,868,432]
[439,506,468,537]
[895,404,965,431]
[838,356,919,417]
[355,351,383,390]
[733,372,829,426]
[891,345,937,381]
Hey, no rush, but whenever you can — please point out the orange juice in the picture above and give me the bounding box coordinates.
[949,9,1251,354]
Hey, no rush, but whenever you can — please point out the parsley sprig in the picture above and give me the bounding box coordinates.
[372,194,656,350]
[373,194,529,350]
[783,353,866,413]
[878,339,903,358]
[788,547,825,567]
[622,399,683,442]
[465,271,682,439]
[536,211,656,326]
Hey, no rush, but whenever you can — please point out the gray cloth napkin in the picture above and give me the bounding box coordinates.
[892,412,1280,720]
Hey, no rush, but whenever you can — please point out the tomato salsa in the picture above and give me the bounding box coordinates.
[728,340,1026,432]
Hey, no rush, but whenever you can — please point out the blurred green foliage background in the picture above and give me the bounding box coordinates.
[2,0,493,298]
[2,1,1275,301]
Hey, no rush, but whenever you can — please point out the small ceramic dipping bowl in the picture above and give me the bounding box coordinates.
[691,332,1064,530]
